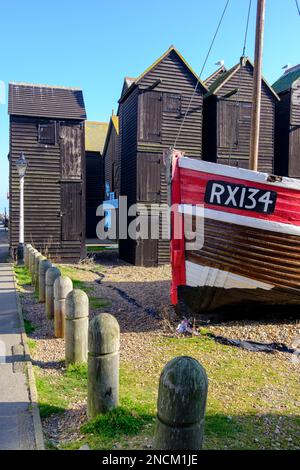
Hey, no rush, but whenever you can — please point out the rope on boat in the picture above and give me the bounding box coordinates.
[173,0,231,148]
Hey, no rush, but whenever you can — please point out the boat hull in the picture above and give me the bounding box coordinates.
[170,152,300,316]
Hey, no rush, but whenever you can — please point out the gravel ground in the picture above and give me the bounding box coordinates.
[20,251,300,447]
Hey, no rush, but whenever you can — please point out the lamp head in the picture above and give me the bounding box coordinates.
[16,152,28,177]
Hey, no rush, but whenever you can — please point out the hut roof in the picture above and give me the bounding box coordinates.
[204,66,227,88]
[85,121,109,154]
[119,46,208,103]
[8,82,86,119]
[205,58,279,100]
[272,65,300,94]
[102,115,119,157]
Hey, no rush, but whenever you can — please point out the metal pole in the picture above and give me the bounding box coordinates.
[17,175,24,264]
[249,0,266,171]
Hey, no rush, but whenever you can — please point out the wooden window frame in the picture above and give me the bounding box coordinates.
[38,121,56,145]
[163,93,181,114]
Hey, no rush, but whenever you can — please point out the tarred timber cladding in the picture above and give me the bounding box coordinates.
[104,123,120,197]
[86,151,103,238]
[119,49,205,266]
[274,77,300,178]
[204,62,276,174]
[119,87,139,264]
[9,115,85,261]
[8,84,86,120]
[137,50,203,157]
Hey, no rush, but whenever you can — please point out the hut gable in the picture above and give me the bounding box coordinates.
[204,66,227,88]
[203,58,278,173]
[8,82,86,261]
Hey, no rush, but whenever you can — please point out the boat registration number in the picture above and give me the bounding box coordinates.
[205,180,277,214]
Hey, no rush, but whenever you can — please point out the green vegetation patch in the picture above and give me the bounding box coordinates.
[14,265,32,287]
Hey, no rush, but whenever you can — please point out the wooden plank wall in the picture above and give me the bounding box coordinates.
[86,151,103,238]
[9,115,85,261]
[104,125,120,197]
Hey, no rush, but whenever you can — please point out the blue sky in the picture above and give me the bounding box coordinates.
[0,0,299,214]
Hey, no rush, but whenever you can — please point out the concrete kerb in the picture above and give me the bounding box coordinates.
[12,268,45,450]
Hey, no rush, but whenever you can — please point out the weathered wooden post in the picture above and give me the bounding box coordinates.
[28,247,37,274]
[34,254,46,292]
[32,251,43,287]
[154,356,208,450]
[54,276,73,338]
[87,313,120,418]
[65,289,89,366]
[29,248,38,278]
[45,266,61,319]
[24,244,32,267]
[39,259,52,303]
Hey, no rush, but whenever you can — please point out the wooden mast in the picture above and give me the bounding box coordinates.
[249,0,266,171]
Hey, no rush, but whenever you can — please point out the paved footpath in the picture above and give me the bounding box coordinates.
[0,224,38,449]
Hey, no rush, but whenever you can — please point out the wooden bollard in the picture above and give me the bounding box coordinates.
[34,254,46,292]
[54,276,73,338]
[39,259,52,303]
[32,251,42,287]
[65,289,89,366]
[45,267,61,319]
[87,313,120,418]
[29,248,38,278]
[154,356,208,450]
[24,244,32,267]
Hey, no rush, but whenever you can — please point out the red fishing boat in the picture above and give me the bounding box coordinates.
[169,151,300,316]
[169,0,300,316]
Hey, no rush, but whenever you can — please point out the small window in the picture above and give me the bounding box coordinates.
[163,93,181,113]
[38,122,56,145]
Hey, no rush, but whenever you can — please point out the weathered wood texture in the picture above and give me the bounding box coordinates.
[203,61,277,173]
[187,217,300,290]
[54,276,73,338]
[9,84,86,262]
[119,48,206,266]
[88,313,120,418]
[274,78,300,177]
[103,117,120,198]
[45,266,61,319]
[86,151,103,238]
[65,289,89,365]
[39,259,52,303]
[154,356,208,450]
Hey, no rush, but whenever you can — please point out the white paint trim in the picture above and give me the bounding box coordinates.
[179,157,300,191]
[179,204,300,236]
[185,260,274,290]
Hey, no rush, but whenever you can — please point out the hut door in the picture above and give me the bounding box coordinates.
[61,182,82,241]
[137,153,161,202]
[60,123,83,179]
[59,122,83,241]
[139,91,162,142]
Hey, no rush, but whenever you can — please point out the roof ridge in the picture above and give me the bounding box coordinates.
[10,81,82,91]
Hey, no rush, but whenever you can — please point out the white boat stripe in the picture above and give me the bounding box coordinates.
[179,157,300,191]
[179,205,300,236]
[185,260,274,290]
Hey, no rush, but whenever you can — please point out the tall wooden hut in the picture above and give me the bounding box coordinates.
[118,46,207,266]
[203,57,279,172]
[8,82,86,261]
[103,114,120,199]
[85,121,108,238]
[273,64,300,177]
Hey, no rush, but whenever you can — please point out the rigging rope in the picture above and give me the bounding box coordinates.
[295,0,300,16]
[173,0,230,148]
[242,0,252,57]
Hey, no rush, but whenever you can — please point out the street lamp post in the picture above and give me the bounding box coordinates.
[15,152,28,265]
